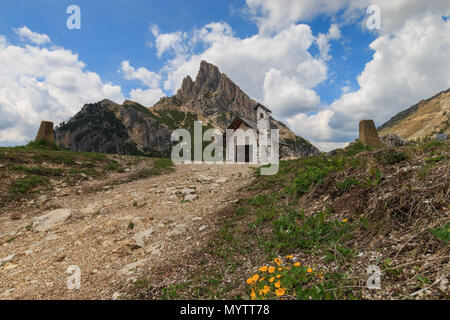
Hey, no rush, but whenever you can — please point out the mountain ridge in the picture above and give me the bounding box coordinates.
[378,88,450,139]
[55,61,320,158]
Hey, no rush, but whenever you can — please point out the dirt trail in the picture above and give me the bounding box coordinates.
[0,163,255,299]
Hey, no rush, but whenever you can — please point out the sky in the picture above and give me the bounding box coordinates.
[0,0,449,151]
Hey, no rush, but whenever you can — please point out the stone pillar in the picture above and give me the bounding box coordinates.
[35,121,55,144]
[359,120,382,147]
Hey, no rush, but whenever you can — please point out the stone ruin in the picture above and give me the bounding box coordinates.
[359,120,382,147]
[35,121,55,144]
[380,133,408,147]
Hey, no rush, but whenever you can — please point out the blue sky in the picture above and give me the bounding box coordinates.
[1,1,449,150]
[0,0,374,103]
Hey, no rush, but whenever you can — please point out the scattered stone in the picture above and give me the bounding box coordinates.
[216,177,228,183]
[145,244,161,256]
[436,133,448,141]
[380,133,408,147]
[124,239,141,251]
[181,188,196,195]
[117,245,132,257]
[10,212,21,220]
[80,203,100,216]
[199,225,207,232]
[55,253,66,262]
[167,224,187,237]
[44,234,61,241]
[132,228,154,248]
[0,254,16,265]
[32,209,73,232]
[0,164,4,168]
[184,194,198,202]
[3,263,18,271]
[37,195,49,203]
[112,292,122,300]
[0,289,15,297]
[35,121,54,144]
[359,120,382,147]
[119,259,146,275]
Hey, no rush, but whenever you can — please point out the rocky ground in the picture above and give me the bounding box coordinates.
[0,163,255,299]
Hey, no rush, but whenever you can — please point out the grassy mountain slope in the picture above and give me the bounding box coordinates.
[129,140,449,300]
[378,89,450,139]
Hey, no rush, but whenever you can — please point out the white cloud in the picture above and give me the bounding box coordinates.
[119,60,165,106]
[263,68,321,117]
[128,88,165,107]
[367,0,450,34]
[157,22,327,114]
[150,24,187,58]
[246,0,360,34]
[287,14,450,150]
[120,60,161,88]
[0,28,124,146]
[14,26,51,45]
[316,24,341,61]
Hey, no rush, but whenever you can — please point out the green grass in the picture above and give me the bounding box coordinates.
[10,176,50,194]
[268,209,354,255]
[337,177,359,191]
[430,223,450,245]
[344,142,373,156]
[0,144,174,203]
[26,139,60,151]
[378,149,408,165]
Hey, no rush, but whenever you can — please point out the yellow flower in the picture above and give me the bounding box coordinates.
[342,218,348,223]
[246,278,254,285]
[259,265,268,272]
[252,274,260,282]
[250,289,256,300]
[263,286,270,294]
[275,281,281,288]
[268,266,275,273]
[276,274,282,278]
[259,289,264,295]
[294,262,301,267]
[286,255,294,259]
[278,267,283,271]
[275,288,286,297]
[318,272,325,279]
[307,268,313,273]
[259,277,265,282]
[269,277,275,283]
[274,258,282,266]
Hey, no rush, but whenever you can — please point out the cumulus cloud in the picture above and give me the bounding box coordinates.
[150,24,187,58]
[14,26,51,45]
[287,13,450,150]
[263,68,321,117]
[120,60,161,88]
[316,24,341,61]
[119,60,165,106]
[246,0,359,34]
[0,29,124,146]
[245,0,450,34]
[154,22,327,115]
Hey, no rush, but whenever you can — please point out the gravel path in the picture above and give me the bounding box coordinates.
[0,163,255,299]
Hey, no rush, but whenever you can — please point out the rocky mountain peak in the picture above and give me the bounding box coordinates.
[98,99,119,107]
[175,60,257,121]
[195,60,222,87]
